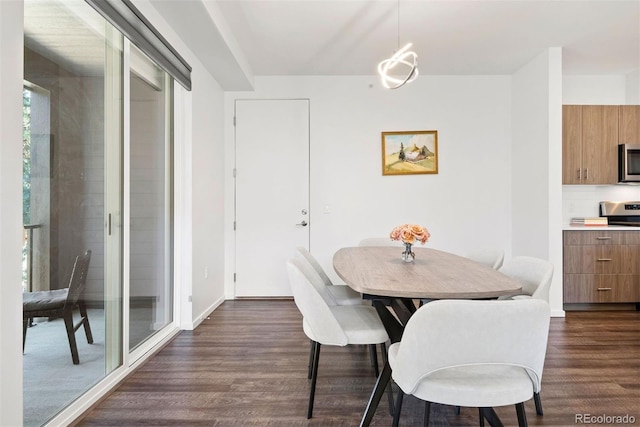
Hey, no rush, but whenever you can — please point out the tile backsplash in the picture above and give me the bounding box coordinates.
[563,185,640,223]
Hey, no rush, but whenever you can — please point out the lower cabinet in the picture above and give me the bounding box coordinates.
[563,230,640,307]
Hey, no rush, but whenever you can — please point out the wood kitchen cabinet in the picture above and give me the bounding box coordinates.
[563,230,640,307]
[562,105,619,185]
[619,105,640,144]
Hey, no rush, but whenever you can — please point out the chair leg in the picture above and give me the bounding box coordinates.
[369,344,379,377]
[64,313,80,365]
[77,300,93,343]
[23,319,28,352]
[479,408,485,427]
[534,392,543,415]
[307,341,321,419]
[307,340,315,380]
[391,388,404,427]
[515,402,528,427]
[423,401,431,427]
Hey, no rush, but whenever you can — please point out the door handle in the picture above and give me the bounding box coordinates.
[296,220,308,227]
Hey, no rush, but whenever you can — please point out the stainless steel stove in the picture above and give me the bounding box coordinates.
[599,201,640,227]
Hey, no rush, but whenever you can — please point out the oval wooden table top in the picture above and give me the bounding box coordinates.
[333,246,522,300]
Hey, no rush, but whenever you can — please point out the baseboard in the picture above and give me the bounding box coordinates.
[183,295,226,331]
[563,303,640,311]
[551,309,566,318]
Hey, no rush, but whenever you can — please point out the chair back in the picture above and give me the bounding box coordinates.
[499,256,554,301]
[465,248,504,270]
[294,247,332,287]
[286,259,348,346]
[63,250,92,311]
[392,299,550,395]
[293,248,337,305]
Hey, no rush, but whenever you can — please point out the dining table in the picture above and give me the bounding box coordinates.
[333,246,523,427]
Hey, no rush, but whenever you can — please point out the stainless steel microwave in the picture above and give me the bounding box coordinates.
[619,144,640,183]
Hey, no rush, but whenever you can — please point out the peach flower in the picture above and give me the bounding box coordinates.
[390,223,430,245]
[400,228,416,244]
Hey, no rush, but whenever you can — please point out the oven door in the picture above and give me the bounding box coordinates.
[619,144,640,182]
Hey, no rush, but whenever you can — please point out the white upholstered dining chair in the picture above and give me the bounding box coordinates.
[388,299,550,427]
[465,247,505,270]
[498,256,554,302]
[294,247,375,381]
[286,258,389,419]
[496,255,554,416]
[294,247,363,305]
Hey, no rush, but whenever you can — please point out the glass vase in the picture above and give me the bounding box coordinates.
[402,242,415,263]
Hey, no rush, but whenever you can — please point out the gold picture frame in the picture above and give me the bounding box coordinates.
[382,130,438,175]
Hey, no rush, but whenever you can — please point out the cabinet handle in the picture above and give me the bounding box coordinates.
[596,237,612,240]
[597,287,612,291]
[596,258,612,262]
[585,168,589,181]
[577,168,581,180]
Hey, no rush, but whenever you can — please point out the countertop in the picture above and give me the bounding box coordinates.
[563,225,640,231]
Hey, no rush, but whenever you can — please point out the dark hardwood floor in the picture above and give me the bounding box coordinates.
[78,300,640,426]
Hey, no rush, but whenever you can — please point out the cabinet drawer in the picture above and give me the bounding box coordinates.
[563,230,630,245]
[564,274,640,303]
[621,231,640,244]
[563,245,640,274]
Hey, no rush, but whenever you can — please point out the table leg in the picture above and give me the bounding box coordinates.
[390,298,415,326]
[480,407,505,427]
[372,300,403,343]
[359,360,392,427]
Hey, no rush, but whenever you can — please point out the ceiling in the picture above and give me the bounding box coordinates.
[23,0,640,90]
[210,0,640,77]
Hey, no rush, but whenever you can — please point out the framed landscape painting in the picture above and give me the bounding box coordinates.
[382,130,438,175]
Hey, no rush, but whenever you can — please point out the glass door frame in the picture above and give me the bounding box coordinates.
[44,36,183,427]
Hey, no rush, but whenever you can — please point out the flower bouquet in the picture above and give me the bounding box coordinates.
[390,224,430,262]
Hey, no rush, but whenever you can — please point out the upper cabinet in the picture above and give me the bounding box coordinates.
[563,105,619,185]
[619,105,640,144]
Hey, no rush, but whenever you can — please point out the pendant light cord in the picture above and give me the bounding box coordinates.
[397,0,400,50]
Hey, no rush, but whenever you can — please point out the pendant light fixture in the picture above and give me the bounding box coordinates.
[377,0,418,89]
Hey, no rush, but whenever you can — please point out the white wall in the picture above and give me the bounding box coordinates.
[511,48,564,316]
[225,75,514,295]
[626,70,640,104]
[0,1,24,425]
[132,0,227,330]
[189,65,226,326]
[563,75,627,105]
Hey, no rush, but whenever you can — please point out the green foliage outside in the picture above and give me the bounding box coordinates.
[23,88,31,225]
[23,89,31,289]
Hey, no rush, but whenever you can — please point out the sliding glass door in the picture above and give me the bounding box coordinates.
[23,1,123,425]
[23,0,174,424]
[128,45,174,353]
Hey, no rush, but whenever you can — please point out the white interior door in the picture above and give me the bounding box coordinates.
[235,99,309,297]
